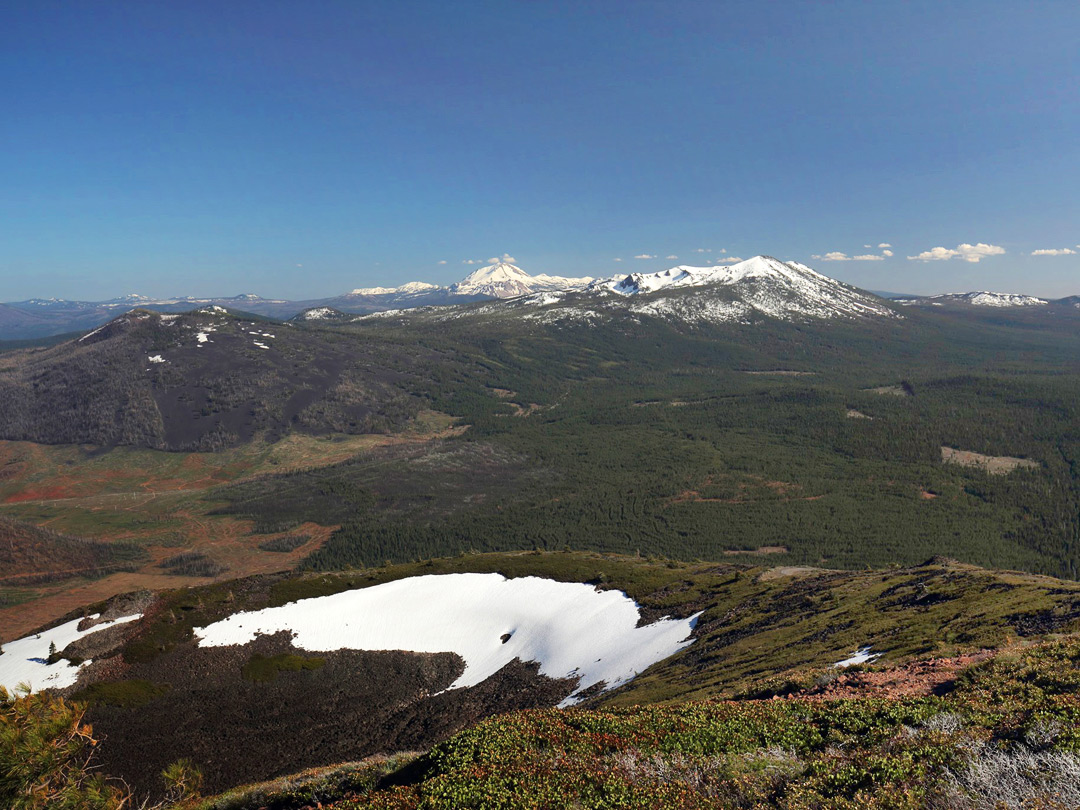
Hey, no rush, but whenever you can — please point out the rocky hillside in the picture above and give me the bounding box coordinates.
[0,308,438,451]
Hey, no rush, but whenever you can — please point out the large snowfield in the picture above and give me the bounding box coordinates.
[195,573,699,706]
[0,614,142,693]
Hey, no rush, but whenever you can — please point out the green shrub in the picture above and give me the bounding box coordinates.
[257,535,311,553]
[241,653,326,683]
[72,679,170,709]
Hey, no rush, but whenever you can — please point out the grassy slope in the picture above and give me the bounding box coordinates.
[314,636,1080,809]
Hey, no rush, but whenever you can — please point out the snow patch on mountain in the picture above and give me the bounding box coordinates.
[0,614,143,693]
[193,573,698,707]
[834,646,882,668]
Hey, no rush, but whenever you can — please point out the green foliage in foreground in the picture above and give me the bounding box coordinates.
[241,637,1080,810]
[0,685,126,810]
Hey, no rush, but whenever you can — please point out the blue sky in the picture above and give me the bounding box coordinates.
[2,0,1078,300]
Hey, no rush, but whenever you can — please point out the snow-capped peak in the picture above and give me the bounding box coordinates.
[451,262,593,298]
[509,255,897,325]
[593,256,842,297]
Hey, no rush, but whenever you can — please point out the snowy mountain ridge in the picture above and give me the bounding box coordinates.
[367,256,900,328]
[349,281,441,296]
[345,262,592,302]
[558,255,892,323]
[895,291,1049,308]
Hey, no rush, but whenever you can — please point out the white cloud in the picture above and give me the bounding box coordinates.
[882,250,894,257]
[813,250,890,262]
[487,254,516,264]
[956,243,1006,262]
[696,248,712,253]
[1031,248,1076,256]
[908,247,957,262]
[463,259,480,265]
[907,243,1005,263]
[878,243,892,248]
[665,254,678,259]
[715,256,744,264]
[613,258,623,262]
[634,254,656,259]
[910,243,1005,263]
[437,260,447,265]
[863,244,871,249]
[719,248,726,253]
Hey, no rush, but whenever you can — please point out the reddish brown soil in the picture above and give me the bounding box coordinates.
[5,485,78,503]
[794,651,996,701]
[0,520,337,639]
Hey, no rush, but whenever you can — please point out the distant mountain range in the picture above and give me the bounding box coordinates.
[893,291,1051,308]
[363,256,903,327]
[2,258,1076,340]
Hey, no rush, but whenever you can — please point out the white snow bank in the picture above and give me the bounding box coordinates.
[78,324,107,342]
[0,614,142,693]
[148,354,165,363]
[194,573,698,706]
[834,646,881,668]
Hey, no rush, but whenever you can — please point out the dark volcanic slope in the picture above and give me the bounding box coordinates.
[88,632,568,798]
[0,308,439,451]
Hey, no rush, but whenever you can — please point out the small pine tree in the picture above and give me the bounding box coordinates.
[0,685,128,808]
[161,758,203,806]
[48,641,58,664]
